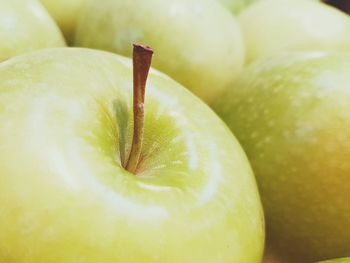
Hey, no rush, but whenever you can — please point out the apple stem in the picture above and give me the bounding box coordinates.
[125,44,153,174]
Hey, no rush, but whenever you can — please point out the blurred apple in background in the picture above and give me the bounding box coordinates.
[263,244,292,263]
[239,0,350,63]
[74,0,244,105]
[0,0,65,62]
[214,52,350,262]
[39,0,86,44]
[317,258,350,263]
[0,47,264,262]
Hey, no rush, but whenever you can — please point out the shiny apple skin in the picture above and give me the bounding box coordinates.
[239,0,350,64]
[214,53,350,262]
[74,0,244,105]
[0,0,65,62]
[0,48,264,263]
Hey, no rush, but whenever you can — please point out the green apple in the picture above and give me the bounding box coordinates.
[39,0,86,44]
[74,0,244,105]
[0,47,264,262]
[0,0,65,62]
[317,259,350,263]
[239,0,350,63]
[214,52,350,262]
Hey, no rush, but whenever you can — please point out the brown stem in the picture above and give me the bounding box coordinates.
[125,44,153,174]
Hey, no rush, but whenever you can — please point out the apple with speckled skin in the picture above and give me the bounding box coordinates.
[239,0,350,63]
[0,0,65,62]
[74,0,244,105]
[214,52,350,262]
[0,46,264,262]
[39,0,85,44]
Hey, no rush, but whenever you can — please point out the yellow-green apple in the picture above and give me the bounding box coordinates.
[239,0,350,63]
[317,259,350,263]
[74,0,244,105]
[39,0,86,44]
[0,46,264,262]
[0,0,65,62]
[214,52,350,262]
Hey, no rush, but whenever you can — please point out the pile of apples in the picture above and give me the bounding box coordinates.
[1,0,350,262]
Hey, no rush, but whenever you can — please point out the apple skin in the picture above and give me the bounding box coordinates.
[216,0,320,14]
[0,48,264,262]
[0,0,65,62]
[74,0,244,105]
[214,52,350,262]
[263,244,292,263]
[317,259,350,263]
[216,0,259,14]
[239,0,350,63]
[39,0,86,44]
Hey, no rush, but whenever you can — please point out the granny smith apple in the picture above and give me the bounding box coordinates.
[39,0,86,44]
[74,0,244,105]
[0,47,264,262]
[239,0,350,63]
[214,52,350,262]
[317,258,350,263]
[0,0,65,62]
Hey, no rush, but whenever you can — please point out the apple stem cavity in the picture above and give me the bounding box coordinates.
[125,44,154,174]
